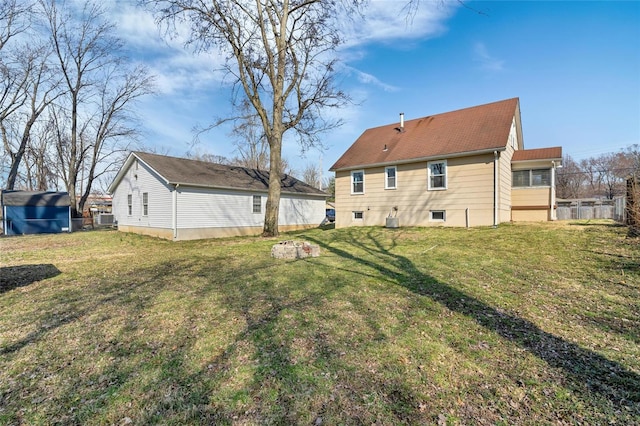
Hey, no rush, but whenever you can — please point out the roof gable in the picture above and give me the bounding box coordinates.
[330,98,520,171]
[108,152,326,197]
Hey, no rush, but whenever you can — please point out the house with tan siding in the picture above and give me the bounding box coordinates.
[329,98,562,228]
[107,152,327,240]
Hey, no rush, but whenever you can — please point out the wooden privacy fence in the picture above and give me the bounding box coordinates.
[556,198,625,222]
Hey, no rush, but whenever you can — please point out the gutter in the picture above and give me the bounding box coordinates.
[166,181,327,198]
[173,184,179,240]
[550,161,558,220]
[494,151,499,227]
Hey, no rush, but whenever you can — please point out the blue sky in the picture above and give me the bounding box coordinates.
[110,0,640,179]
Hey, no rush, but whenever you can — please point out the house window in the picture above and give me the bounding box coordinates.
[430,210,446,222]
[351,170,364,194]
[142,192,148,216]
[385,166,397,189]
[512,170,530,187]
[428,160,447,190]
[532,169,551,186]
[353,211,364,220]
[127,194,132,215]
[513,169,551,187]
[252,195,261,214]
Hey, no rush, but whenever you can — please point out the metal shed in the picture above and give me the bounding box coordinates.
[1,191,71,235]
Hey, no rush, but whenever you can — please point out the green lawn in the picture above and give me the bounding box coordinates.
[1,221,638,425]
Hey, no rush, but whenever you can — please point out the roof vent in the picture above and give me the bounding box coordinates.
[400,112,405,132]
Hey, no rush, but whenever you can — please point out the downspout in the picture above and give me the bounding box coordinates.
[493,151,499,227]
[173,184,179,240]
[550,161,557,220]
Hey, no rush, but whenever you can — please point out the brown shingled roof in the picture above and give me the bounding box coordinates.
[512,147,562,162]
[133,151,326,197]
[330,98,520,171]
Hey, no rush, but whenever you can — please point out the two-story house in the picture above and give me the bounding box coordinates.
[329,98,562,228]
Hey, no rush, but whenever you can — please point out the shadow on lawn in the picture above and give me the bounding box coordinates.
[0,264,60,293]
[306,230,640,410]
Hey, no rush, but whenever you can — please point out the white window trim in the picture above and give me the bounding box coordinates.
[142,192,148,216]
[252,195,262,214]
[353,211,364,221]
[430,210,446,222]
[127,194,132,216]
[385,166,397,190]
[351,170,365,195]
[427,160,447,191]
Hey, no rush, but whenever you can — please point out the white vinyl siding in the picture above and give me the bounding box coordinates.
[279,195,326,226]
[110,154,327,240]
[111,160,173,229]
[175,188,324,230]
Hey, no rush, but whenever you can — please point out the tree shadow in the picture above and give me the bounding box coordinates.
[0,264,61,293]
[306,230,640,410]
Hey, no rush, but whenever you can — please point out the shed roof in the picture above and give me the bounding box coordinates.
[512,147,562,162]
[330,98,520,171]
[110,152,326,197]
[1,191,71,207]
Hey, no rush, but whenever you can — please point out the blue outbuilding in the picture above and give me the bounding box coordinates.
[1,191,72,235]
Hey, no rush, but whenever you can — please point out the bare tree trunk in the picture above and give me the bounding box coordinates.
[263,135,282,237]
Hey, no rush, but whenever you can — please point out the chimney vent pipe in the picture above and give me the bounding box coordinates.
[400,112,404,130]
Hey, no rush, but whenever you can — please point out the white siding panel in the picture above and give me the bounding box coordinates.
[177,187,262,229]
[279,195,325,226]
[111,159,172,229]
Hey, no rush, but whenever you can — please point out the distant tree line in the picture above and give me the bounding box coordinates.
[556,145,640,200]
[0,0,154,216]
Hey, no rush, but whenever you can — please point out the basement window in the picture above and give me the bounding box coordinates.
[353,211,364,220]
[430,210,446,222]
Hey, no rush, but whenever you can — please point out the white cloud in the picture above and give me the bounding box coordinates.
[340,65,399,92]
[474,42,505,72]
[340,0,456,48]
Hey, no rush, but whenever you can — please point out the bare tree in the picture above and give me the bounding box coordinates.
[43,0,153,215]
[555,154,585,199]
[149,0,354,236]
[22,118,58,190]
[0,0,33,51]
[301,161,322,189]
[227,99,269,171]
[591,152,632,199]
[186,149,230,164]
[2,44,63,190]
